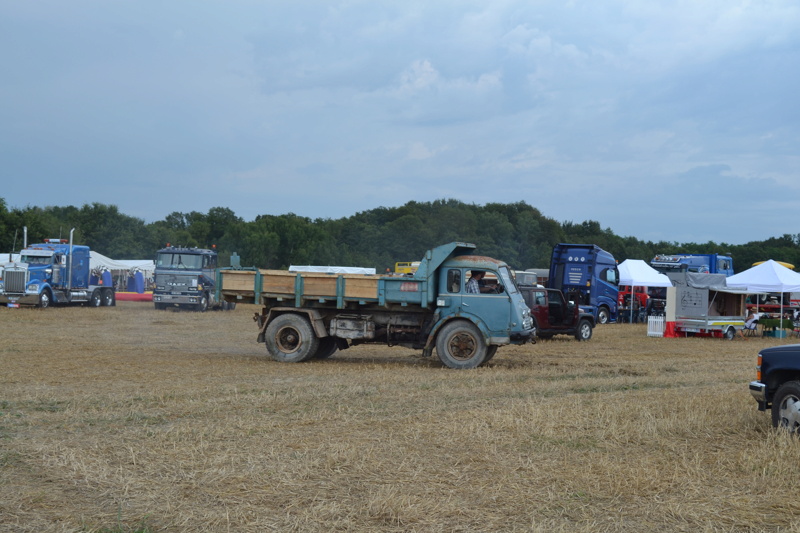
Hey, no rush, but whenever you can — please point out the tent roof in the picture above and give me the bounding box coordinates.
[726,259,800,293]
[617,259,673,288]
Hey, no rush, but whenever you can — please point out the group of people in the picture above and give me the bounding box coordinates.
[742,308,800,337]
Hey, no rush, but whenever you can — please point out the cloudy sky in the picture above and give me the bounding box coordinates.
[2,1,798,245]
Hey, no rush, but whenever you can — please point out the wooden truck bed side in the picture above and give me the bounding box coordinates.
[220,269,384,306]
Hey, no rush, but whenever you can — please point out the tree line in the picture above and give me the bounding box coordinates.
[1,197,798,274]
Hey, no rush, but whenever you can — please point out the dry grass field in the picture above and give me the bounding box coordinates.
[2,302,800,532]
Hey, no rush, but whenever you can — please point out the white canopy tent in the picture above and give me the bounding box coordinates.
[617,259,673,323]
[90,251,155,277]
[725,259,800,319]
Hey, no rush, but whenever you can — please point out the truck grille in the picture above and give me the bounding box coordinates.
[4,269,26,293]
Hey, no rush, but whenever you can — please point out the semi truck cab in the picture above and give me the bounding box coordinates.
[152,246,225,311]
[0,230,114,308]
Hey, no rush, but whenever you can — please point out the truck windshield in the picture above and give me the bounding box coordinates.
[156,253,204,270]
[21,254,54,265]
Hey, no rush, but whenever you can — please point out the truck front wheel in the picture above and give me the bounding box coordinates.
[772,381,800,433]
[597,307,610,324]
[265,314,320,363]
[196,294,208,312]
[575,319,593,341]
[436,320,488,370]
[38,289,52,309]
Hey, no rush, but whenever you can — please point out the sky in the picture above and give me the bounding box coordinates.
[1,1,798,245]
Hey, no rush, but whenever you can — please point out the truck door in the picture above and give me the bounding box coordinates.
[550,290,573,327]
[525,289,551,329]
[460,268,512,337]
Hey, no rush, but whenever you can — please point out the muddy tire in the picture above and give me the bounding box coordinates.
[435,320,487,370]
[265,314,319,363]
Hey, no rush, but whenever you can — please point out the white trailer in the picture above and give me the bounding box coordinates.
[666,272,748,340]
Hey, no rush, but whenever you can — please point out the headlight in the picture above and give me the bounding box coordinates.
[26,284,40,293]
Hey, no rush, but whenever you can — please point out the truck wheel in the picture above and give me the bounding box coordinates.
[436,320,487,370]
[575,319,593,341]
[724,326,736,340]
[101,289,115,306]
[196,294,208,312]
[314,337,338,359]
[265,314,319,363]
[38,289,52,309]
[89,290,102,307]
[772,381,800,433]
[597,307,610,325]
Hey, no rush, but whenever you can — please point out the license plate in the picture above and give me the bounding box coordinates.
[7,303,20,308]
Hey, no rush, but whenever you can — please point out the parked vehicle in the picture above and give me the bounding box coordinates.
[651,253,734,276]
[0,228,115,308]
[749,345,800,432]
[394,261,420,275]
[152,245,236,311]
[518,284,594,341]
[617,286,667,323]
[667,272,746,340]
[220,242,535,369]
[548,243,619,324]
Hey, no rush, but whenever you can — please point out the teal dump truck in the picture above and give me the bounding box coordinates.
[222,242,534,369]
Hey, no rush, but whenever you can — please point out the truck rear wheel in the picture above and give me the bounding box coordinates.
[89,289,102,307]
[265,314,319,363]
[101,288,115,306]
[436,320,487,370]
[772,381,800,433]
[575,319,593,341]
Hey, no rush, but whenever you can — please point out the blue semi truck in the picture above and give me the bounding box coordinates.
[548,243,619,324]
[650,253,734,276]
[220,242,535,369]
[0,228,115,308]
